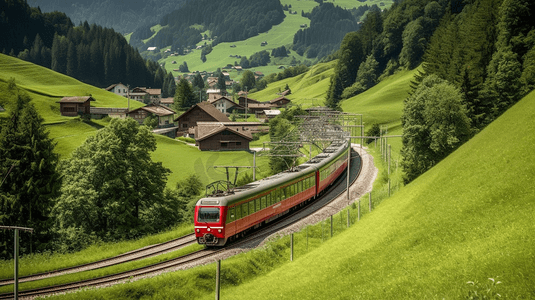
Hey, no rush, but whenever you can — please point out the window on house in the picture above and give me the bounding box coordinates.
[221,142,228,147]
[236,142,241,146]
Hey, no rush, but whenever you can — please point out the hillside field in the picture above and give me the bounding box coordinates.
[155,0,394,80]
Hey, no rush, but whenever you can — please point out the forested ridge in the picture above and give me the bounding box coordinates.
[1,0,171,90]
[131,0,285,53]
[326,0,534,183]
[26,0,190,34]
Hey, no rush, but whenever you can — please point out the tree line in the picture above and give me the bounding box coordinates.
[1,0,170,90]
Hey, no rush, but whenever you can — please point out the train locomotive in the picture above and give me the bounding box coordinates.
[194,140,353,246]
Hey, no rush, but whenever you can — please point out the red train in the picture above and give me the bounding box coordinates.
[194,140,352,246]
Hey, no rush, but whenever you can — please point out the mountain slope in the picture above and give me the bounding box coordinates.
[0,54,143,123]
[26,0,189,34]
[217,90,535,298]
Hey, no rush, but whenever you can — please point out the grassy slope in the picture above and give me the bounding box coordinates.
[0,54,144,124]
[159,0,394,79]
[203,89,535,298]
[248,60,336,107]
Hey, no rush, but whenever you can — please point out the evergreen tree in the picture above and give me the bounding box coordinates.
[217,72,227,91]
[0,84,60,258]
[174,78,196,109]
[241,70,256,91]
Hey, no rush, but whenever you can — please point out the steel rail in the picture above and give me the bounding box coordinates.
[0,233,196,287]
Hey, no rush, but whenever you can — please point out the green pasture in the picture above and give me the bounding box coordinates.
[50,87,535,300]
[151,135,272,189]
[0,54,144,123]
[248,60,336,106]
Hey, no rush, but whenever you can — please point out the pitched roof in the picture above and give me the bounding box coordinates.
[196,125,253,142]
[161,97,174,104]
[57,96,95,103]
[105,83,118,91]
[270,96,290,104]
[247,103,272,109]
[175,101,231,122]
[128,105,176,117]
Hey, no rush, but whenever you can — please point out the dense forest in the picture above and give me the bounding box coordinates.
[26,0,189,34]
[1,0,170,90]
[326,0,534,183]
[293,3,362,59]
[130,0,285,53]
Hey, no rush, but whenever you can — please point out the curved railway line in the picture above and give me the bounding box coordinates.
[0,146,366,300]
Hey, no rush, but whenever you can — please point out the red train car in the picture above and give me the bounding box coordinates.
[195,140,351,246]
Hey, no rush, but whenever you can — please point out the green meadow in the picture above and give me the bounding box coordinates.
[48,86,535,300]
[156,0,394,79]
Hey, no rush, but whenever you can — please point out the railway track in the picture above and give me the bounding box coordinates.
[0,233,197,287]
[0,148,362,299]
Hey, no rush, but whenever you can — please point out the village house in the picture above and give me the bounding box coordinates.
[238,96,260,107]
[195,123,253,151]
[57,96,94,117]
[270,96,291,108]
[175,101,231,138]
[209,96,245,114]
[206,89,223,101]
[127,105,176,128]
[104,83,129,97]
[160,97,174,108]
[129,87,162,104]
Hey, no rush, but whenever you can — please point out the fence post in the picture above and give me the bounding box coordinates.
[330,215,333,237]
[358,200,361,221]
[215,260,221,300]
[347,209,350,227]
[290,233,294,262]
[388,179,391,197]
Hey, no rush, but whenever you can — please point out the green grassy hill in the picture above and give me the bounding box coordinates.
[0,54,144,124]
[157,0,394,79]
[47,81,535,300]
[217,90,535,299]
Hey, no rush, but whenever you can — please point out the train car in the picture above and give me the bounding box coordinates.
[195,140,350,246]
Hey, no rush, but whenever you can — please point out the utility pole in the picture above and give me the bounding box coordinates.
[1,226,33,300]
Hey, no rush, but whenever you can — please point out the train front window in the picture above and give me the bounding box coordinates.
[198,207,220,223]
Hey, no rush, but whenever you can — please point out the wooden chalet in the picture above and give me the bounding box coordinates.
[57,96,94,117]
[90,107,128,119]
[129,87,162,104]
[175,101,231,138]
[127,105,176,128]
[238,96,260,107]
[160,97,174,108]
[209,96,245,114]
[270,96,291,108]
[196,124,253,151]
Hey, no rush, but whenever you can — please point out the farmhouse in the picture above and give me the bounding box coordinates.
[238,96,260,107]
[105,83,129,97]
[175,101,230,138]
[57,96,94,117]
[127,105,176,128]
[195,123,253,151]
[160,97,174,108]
[209,96,245,114]
[129,87,162,104]
[206,89,223,101]
[270,96,291,108]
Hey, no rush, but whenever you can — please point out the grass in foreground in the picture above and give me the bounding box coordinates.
[0,243,203,293]
[0,225,193,280]
[48,90,535,299]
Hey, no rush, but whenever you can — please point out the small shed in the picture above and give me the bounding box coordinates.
[57,96,94,117]
[270,96,291,108]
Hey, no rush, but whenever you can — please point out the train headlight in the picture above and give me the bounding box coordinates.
[218,229,222,233]
[207,228,211,231]
[196,229,200,232]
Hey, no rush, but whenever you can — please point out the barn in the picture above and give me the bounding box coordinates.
[196,125,253,151]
